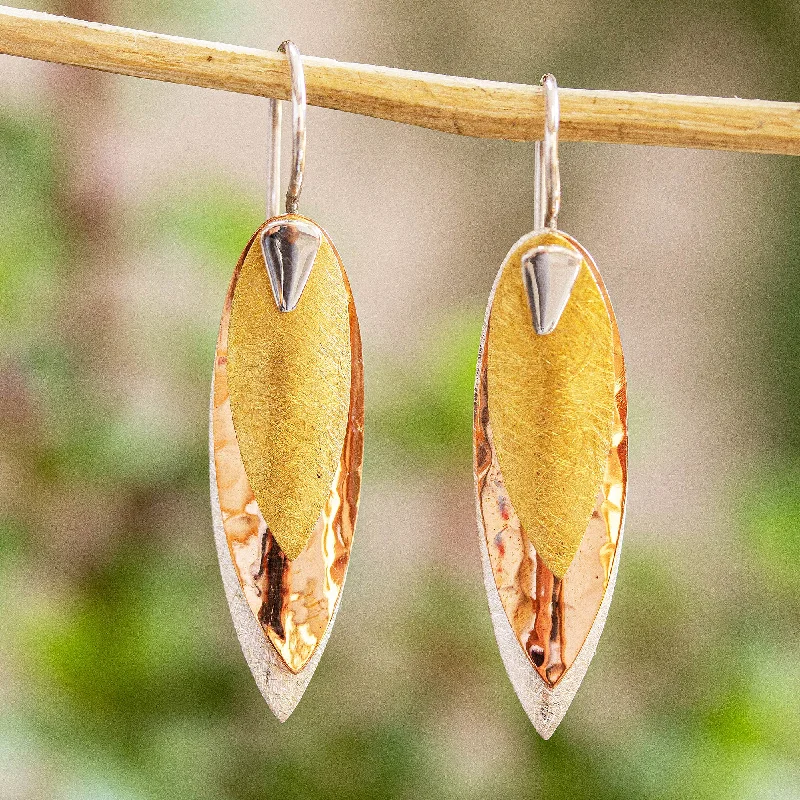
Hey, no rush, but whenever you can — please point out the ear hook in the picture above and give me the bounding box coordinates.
[261,40,321,312]
[525,72,580,334]
[533,73,560,231]
[266,97,281,218]
[266,40,307,218]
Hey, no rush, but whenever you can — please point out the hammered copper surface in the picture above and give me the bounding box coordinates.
[475,234,626,687]
[213,221,364,674]
[486,230,616,578]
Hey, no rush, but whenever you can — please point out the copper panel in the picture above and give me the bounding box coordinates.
[212,221,364,675]
[475,232,626,687]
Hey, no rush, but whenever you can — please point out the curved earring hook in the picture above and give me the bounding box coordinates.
[266,40,307,217]
[266,97,282,217]
[533,73,560,230]
[525,72,580,335]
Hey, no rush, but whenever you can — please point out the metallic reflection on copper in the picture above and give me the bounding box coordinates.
[212,223,364,675]
[475,235,626,688]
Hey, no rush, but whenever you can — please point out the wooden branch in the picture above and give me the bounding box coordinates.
[0,4,799,155]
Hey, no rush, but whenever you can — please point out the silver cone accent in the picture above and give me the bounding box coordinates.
[522,244,582,335]
[209,379,339,721]
[261,218,322,312]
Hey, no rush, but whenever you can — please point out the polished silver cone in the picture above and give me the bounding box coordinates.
[261,217,322,312]
[522,244,582,335]
[208,377,340,721]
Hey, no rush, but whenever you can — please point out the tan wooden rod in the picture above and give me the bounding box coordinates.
[0,4,799,155]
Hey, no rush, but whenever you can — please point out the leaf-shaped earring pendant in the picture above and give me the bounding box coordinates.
[210,42,364,720]
[474,75,627,738]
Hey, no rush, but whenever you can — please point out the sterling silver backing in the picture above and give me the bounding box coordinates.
[209,376,342,722]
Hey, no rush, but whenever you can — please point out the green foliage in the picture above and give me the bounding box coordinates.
[0,112,63,336]
[754,159,800,452]
[737,462,800,597]
[368,309,483,473]
[139,181,260,275]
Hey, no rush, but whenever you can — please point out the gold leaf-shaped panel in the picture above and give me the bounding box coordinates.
[486,230,615,578]
[213,220,364,674]
[476,232,626,688]
[227,214,351,561]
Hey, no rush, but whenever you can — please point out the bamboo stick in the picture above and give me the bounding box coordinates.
[0,4,798,155]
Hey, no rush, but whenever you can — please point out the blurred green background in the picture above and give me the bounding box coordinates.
[1,1,799,798]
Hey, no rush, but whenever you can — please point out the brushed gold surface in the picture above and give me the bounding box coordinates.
[475,233,626,685]
[227,214,351,561]
[486,230,615,578]
[213,221,364,673]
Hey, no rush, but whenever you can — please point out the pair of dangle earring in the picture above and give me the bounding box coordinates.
[210,41,364,721]
[474,74,628,738]
[209,52,626,736]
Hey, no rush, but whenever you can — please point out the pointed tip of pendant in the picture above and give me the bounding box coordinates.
[529,701,569,740]
[212,493,327,722]
[211,486,330,723]
[478,531,580,737]
[209,411,339,722]
[478,519,624,740]
[518,678,575,740]
[247,652,310,723]
[261,217,322,312]
[522,244,582,335]
[266,696,299,723]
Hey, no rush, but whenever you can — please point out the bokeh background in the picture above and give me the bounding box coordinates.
[2,1,800,798]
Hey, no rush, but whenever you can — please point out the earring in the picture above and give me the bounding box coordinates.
[209,41,364,721]
[474,74,627,738]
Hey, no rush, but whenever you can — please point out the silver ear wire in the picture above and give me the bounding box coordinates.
[534,141,545,232]
[533,73,560,231]
[266,40,307,218]
[527,73,581,334]
[261,41,320,312]
[266,97,282,218]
